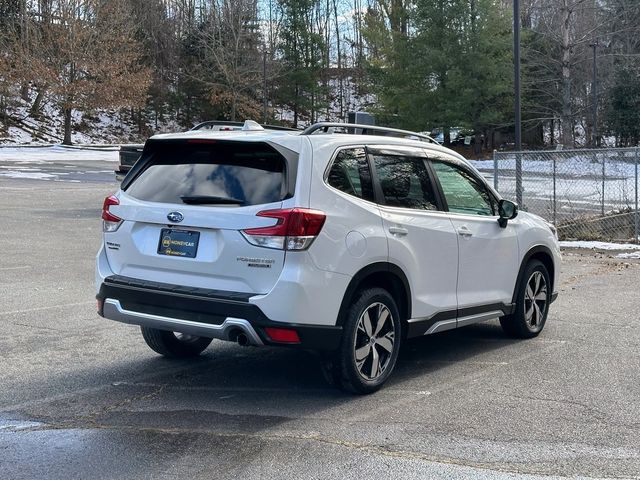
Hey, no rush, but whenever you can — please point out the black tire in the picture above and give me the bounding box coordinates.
[140,327,212,358]
[328,288,402,394]
[500,260,551,339]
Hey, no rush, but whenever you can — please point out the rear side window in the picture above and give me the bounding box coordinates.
[125,143,287,206]
[326,148,374,201]
[372,155,438,210]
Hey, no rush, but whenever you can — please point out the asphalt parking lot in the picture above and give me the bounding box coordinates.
[1,156,639,479]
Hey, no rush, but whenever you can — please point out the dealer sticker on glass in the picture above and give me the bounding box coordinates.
[158,229,200,258]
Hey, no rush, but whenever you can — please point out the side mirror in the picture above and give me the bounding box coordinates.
[498,199,518,228]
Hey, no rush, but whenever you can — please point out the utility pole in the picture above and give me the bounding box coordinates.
[590,42,598,148]
[514,0,523,206]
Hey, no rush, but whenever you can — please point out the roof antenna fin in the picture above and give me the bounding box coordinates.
[242,120,264,131]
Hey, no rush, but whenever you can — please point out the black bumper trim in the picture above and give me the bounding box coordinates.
[104,275,255,302]
[97,276,342,350]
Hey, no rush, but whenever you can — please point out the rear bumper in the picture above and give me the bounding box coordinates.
[103,298,265,345]
[96,275,342,350]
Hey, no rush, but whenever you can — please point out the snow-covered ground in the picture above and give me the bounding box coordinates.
[0,145,118,183]
[559,240,640,250]
[3,81,370,143]
[473,151,639,178]
[470,152,639,225]
[0,89,183,145]
[616,251,640,259]
[559,241,640,259]
[0,145,118,166]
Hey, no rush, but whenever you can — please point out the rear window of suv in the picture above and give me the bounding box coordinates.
[125,142,287,206]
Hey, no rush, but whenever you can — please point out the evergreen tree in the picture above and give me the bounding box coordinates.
[606,67,640,146]
[364,0,513,149]
[274,0,330,126]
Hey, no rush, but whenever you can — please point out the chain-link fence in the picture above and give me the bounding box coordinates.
[475,148,640,241]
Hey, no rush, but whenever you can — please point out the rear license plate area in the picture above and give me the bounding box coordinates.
[158,229,200,258]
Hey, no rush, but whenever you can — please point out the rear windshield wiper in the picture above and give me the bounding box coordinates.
[180,195,245,205]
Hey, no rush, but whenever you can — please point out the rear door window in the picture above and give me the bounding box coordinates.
[125,143,287,206]
[372,154,439,210]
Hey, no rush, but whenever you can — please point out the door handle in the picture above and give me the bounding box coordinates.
[457,226,473,237]
[389,226,409,236]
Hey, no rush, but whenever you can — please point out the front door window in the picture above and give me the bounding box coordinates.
[431,161,495,216]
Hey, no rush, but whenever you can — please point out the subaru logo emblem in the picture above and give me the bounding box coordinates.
[167,211,184,223]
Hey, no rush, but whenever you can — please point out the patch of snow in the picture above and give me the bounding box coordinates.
[616,251,640,259]
[0,145,118,163]
[0,165,43,170]
[0,170,55,180]
[0,419,45,431]
[1,88,182,145]
[560,240,640,251]
[471,153,637,178]
[4,127,34,144]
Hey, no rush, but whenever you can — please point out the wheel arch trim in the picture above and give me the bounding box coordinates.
[336,262,412,326]
[512,245,555,304]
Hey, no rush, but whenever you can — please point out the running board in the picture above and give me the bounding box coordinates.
[406,304,512,338]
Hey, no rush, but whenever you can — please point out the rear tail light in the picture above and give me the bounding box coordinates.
[102,195,122,232]
[264,327,301,344]
[241,208,326,251]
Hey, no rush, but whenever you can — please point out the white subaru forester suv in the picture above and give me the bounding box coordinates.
[96,121,560,394]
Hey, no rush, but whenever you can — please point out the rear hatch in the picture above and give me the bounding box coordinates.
[104,139,298,295]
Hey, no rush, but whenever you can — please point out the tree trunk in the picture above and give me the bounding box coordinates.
[1,95,7,130]
[230,92,237,122]
[332,0,344,120]
[473,132,482,157]
[560,1,573,148]
[30,89,45,118]
[20,84,29,101]
[63,107,72,145]
[137,108,143,135]
[293,84,299,128]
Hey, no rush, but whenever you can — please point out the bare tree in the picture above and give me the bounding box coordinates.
[192,0,264,121]
[522,0,625,147]
[1,0,151,144]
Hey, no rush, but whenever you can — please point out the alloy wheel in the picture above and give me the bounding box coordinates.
[353,302,396,381]
[524,271,548,330]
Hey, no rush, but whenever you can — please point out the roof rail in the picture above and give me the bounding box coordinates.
[301,122,437,143]
[191,120,298,132]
